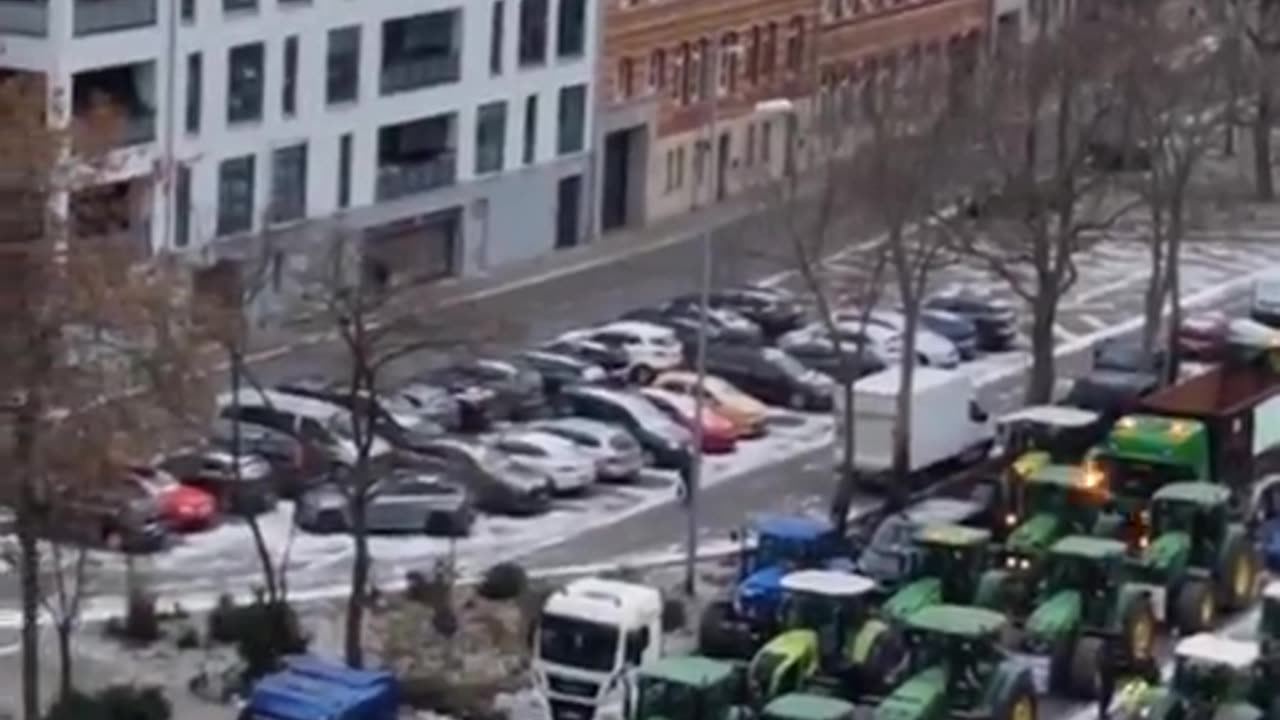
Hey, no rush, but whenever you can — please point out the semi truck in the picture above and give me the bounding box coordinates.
[833,367,994,491]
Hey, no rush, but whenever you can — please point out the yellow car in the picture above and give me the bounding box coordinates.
[653,370,769,437]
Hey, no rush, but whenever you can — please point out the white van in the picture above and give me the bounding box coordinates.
[833,367,993,485]
[533,577,663,720]
[216,388,393,466]
[1251,273,1280,327]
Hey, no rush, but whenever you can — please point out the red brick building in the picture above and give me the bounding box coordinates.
[595,0,820,231]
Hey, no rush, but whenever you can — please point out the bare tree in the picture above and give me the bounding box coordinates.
[295,230,496,668]
[1239,0,1280,199]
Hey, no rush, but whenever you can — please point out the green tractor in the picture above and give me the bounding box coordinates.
[1129,481,1259,633]
[1009,535,1158,698]
[761,694,859,720]
[1112,633,1266,720]
[882,524,1006,622]
[870,604,1039,720]
[1001,464,1109,566]
[748,570,904,704]
[633,656,745,720]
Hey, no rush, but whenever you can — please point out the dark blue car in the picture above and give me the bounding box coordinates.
[918,309,979,360]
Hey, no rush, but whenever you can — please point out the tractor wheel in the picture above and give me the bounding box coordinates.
[1217,535,1260,611]
[991,670,1038,720]
[1174,580,1217,634]
[698,601,746,658]
[1067,636,1105,699]
[1119,597,1157,663]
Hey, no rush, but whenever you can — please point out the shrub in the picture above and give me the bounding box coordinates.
[207,594,239,644]
[122,592,159,645]
[235,601,309,683]
[477,562,527,601]
[661,597,687,633]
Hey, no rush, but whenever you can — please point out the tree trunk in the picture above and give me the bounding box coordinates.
[231,350,278,603]
[15,405,40,720]
[1254,86,1274,201]
[344,496,370,668]
[829,378,857,536]
[56,620,73,700]
[1140,221,1167,360]
[891,311,919,503]
[1165,193,1185,385]
[1026,292,1058,404]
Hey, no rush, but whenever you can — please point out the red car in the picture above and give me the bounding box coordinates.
[123,465,218,532]
[1178,311,1229,361]
[640,388,739,454]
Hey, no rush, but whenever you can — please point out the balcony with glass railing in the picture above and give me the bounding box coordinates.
[376,153,457,202]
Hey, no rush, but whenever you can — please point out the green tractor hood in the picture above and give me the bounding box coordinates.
[1026,589,1082,642]
[1007,513,1061,553]
[885,578,943,622]
[750,629,816,699]
[873,666,947,720]
[1141,531,1192,573]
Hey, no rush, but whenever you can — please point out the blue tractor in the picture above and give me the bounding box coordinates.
[697,514,851,659]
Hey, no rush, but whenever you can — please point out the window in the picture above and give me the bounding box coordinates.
[282,36,299,117]
[664,149,676,192]
[746,26,760,83]
[523,94,538,164]
[786,17,806,71]
[649,49,666,90]
[557,0,586,58]
[518,0,548,66]
[174,164,191,248]
[270,143,307,223]
[697,37,712,101]
[223,0,257,12]
[556,84,585,155]
[617,57,634,99]
[181,0,195,22]
[475,101,507,174]
[721,34,738,94]
[227,43,265,124]
[184,52,201,134]
[763,22,777,75]
[327,26,361,104]
[745,124,756,166]
[674,146,685,187]
[490,1,505,75]
[761,121,773,162]
[217,155,255,236]
[678,42,692,104]
[337,133,352,209]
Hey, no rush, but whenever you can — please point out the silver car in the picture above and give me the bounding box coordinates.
[528,418,646,482]
[490,429,596,495]
[295,468,473,536]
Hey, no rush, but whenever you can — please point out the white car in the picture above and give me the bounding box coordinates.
[490,429,597,494]
[527,417,646,482]
[830,310,960,368]
[559,321,684,383]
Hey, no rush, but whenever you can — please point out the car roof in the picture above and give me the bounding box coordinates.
[905,604,1007,638]
[639,656,737,687]
[1174,633,1259,669]
[998,405,1100,427]
[1153,481,1230,506]
[913,523,991,546]
[903,498,985,525]
[763,694,856,720]
[754,514,832,539]
[535,417,618,436]
[217,388,347,419]
[598,320,676,337]
[501,429,577,448]
[1049,535,1128,559]
[780,570,877,597]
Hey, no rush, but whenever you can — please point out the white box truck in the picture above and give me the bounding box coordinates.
[833,366,994,487]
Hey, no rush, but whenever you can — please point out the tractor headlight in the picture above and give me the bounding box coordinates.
[1005,512,1018,526]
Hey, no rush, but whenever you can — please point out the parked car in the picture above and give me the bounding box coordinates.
[704,342,836,410]
[558,321,685,383]
[158,448,279,516]
[122,465,218,533]
[525,417,646,482]
[296,468,474,536]
[1178,311,1230,361]
[671,287,806,337]
[275,378,445,451]
[776,328,887,382]
[383,383,463,433]
[780,322,901,368]
[490,429,597,494]
[217,388,394,465]
[209,418,328,499]
[1093,337,1169,377]
[413,437,553,515]
[515,350,609,395]
[539,337,630,378]
[651,370,769,438]
[622,305,762,347]
[39,481,168,553]
[830,310,961,367]
[555,386,693,469]
[638,388,739,453]
[423,358,546,423]
[923,291,1019,351]
[918,309,980,359]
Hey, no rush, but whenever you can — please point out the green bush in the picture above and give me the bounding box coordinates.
[477,562,527,601]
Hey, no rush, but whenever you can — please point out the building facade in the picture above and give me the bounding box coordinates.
[596,0,818,233]
[0,0,597,315]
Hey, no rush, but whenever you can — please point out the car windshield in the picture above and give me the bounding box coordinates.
[537,613,619,672]
[755,533,816,570]
[762,348,811,379]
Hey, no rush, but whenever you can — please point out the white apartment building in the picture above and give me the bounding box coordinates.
[0,0,596,315]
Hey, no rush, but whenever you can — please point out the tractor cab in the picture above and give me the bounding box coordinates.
[1091,415,1210,513]
[1002,464,1108,559]
[874,605,1037,720]
[883,524,993,621]
[749,570,901,703]
[995,405,1105,468]
[1147,482,1232,565]
[1036,536,1130,625]
[760,694,856,720]
[1166,635,1261,717]
[634,656,743,720]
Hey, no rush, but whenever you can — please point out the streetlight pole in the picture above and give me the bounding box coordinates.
[685,43,721,598]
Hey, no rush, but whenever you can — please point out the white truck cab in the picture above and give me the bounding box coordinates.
[533,577,664,720]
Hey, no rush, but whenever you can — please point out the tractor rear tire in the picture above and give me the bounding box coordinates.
[1174,580,1217,634]
[698,601,746,659]
[859,626,907,693]
[1217,535,1260,611]
[991,670,1038,720]
[1119,597,1157,663]
[1067,636,1105,699]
